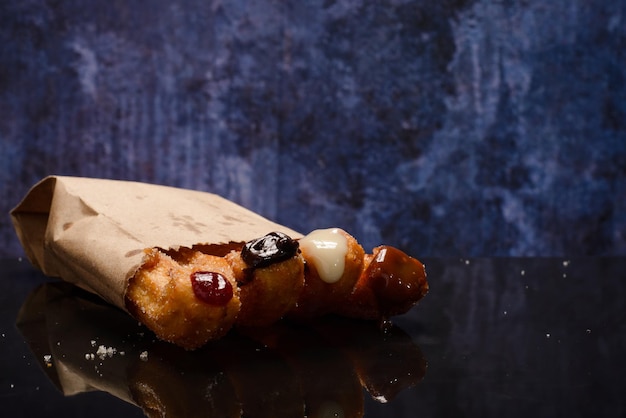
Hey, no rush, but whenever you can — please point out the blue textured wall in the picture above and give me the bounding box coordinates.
[1,0,625,257]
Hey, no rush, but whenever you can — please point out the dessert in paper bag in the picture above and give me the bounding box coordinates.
[11,176,428,349]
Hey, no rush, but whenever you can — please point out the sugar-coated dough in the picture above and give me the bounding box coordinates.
[125,229,428,350]
[226,251,305,327]
[126,248,241,350]
[290,229,365,318]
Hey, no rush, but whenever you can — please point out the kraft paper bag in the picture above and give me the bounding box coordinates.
[11,176,301,311]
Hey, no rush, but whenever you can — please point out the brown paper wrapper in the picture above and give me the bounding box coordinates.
[10,175,302,311]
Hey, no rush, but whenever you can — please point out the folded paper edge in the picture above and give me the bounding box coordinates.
[10,176,58,272]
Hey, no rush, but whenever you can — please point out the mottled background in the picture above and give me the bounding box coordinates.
[1,0,625,258]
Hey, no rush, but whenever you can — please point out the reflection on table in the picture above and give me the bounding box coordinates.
[17,281,426,418]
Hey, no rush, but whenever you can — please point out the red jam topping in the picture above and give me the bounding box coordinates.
[365,246,428,317]
[190,271,233,305]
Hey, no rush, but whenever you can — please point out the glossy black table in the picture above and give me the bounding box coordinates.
[2,257,625,417]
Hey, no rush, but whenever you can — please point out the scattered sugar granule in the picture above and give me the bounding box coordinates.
[43,354,53,367]
[95,345,118,360]
[96,345,108,359]
[139,351,149,361]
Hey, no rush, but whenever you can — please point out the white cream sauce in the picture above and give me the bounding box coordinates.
[299,228,348,284]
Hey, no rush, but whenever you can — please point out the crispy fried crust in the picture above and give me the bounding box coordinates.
[290,230,365,318]
[125,231,428,349]
[125,248,241,350]
[226,251,305,327]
